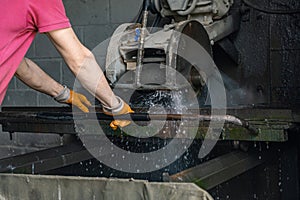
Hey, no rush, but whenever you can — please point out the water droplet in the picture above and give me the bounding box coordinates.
[31,163,35,174]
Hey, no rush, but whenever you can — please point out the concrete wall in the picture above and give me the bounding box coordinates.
[0,0,141,158]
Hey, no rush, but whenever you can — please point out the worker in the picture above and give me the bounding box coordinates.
[0,0,133,130]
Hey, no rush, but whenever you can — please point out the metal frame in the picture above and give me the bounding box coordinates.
[0,140,92,174]
[0,106,293,142]
[164,150,275,190]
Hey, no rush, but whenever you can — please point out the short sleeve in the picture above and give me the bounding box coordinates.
[28,0,71,33]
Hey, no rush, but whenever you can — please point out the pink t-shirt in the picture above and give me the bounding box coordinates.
[0,0,71,104]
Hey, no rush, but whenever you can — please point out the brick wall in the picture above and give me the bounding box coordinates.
[0,0,142,159]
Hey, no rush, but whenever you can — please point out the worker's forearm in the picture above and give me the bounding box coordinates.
[15,58,64,97]
[69,52,119,108]
[46,28,120,109]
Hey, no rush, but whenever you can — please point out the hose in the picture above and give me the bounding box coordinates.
[177,0,198,16]
[135,0,150,86]
[154,0,162,13]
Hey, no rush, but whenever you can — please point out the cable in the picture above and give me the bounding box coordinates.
[134,0,155,23]
[144,0,151,11]
[133,0,145,23]
[243,0,300,14]
[153,0,162,13]
[150,14,162,33]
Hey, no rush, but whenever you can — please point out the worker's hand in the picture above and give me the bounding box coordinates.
[65,90,92,113]
[102,96,134,131]
[54,86,92,113]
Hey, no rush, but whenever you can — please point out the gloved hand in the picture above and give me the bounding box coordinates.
[102,96,134,130]
[54,86,91,113]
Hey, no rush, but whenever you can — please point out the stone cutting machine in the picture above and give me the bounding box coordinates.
[1,0,300,198]
[102,0,238,94]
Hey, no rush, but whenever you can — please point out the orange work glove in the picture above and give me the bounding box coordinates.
[54,86,91,113]
[102,96,134,130]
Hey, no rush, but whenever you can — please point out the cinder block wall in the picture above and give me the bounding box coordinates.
[0,0,141,158]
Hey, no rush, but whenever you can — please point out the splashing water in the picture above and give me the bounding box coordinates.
[130,89,191,114]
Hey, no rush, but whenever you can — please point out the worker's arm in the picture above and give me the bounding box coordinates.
[46,27,119,109]
[15,58,91,113]
[16,58,64,97]
[46,27,133,129]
